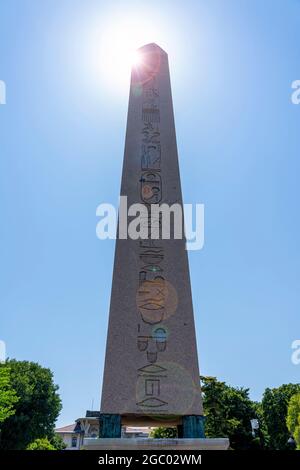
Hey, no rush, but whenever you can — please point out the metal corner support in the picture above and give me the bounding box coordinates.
[181,415,206,438]
[99,414,122,438]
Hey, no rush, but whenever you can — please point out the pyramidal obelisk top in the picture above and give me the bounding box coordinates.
[99,43,204,437]
[137,42,167,53]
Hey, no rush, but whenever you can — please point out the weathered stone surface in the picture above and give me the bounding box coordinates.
[100,43,203,422]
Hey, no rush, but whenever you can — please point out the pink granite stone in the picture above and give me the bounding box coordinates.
[100,44,204,424]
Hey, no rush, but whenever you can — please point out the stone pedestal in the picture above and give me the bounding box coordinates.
[99,414,206,439]
[83,438,230,450]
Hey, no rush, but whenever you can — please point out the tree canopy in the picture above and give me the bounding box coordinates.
[145,377,300,450]
[1,358,299,451]
[0,360,62,450]
[0,365,19,424]
[261,383,300,450]
[286,392,300,450]
[201,376,258,450]
[150,427,177,439]
[26,438,56,450]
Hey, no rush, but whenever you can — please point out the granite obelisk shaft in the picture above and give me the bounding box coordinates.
[100,43,203,427]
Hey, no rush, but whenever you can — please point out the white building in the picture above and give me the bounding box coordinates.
[55,423,81,450]
[55,412,151,450]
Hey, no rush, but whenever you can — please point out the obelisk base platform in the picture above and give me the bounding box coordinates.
[83,438,229,450]
[99,414,206,439]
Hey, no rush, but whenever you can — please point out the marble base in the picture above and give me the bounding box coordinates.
[83,438,230,450]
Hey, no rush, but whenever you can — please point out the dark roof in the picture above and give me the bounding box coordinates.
[85,410,101,418]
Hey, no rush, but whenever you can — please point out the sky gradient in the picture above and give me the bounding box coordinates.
[0,0,300,427]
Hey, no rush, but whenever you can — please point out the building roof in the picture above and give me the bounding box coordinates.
[56,424,151,434]
[55,423,76,433]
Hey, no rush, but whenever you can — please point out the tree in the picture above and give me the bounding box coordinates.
[286,393,300,450]
[0,360,62,450]
[261,384,300,450]
[201,376,258,450]
[49,433,67,450]
[0,366,19,424]
[26,438,55,450]
[252,401,269,449]
[150,427,177,438]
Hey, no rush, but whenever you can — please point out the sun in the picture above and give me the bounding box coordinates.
[95,16,160,91]
[83,9,176,95]
[64,7,181,99]
[131,50,142,67]
[100,21,147,84]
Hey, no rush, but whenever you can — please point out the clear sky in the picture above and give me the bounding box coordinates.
[1,0,300,427]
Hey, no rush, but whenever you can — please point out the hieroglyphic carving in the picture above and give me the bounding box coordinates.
[145,378,160,396]
[140,171,162,203]
[137,363,167,376]
[137,328,167,362]
[142,85,160,123]
[139,250,163,266]
[141,143,161,171]
[137,278,166,325]
[136,397,168,408]
[136,76,169,412]
[142,123,160,143]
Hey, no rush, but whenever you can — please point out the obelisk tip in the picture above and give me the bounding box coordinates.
[137,43,168,56]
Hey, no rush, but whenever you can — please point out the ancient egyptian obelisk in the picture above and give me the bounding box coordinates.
[100,43,204,438]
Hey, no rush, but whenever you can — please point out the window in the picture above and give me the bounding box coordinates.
[71,436,77,448]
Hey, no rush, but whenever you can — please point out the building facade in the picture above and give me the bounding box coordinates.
[55,412,151,450]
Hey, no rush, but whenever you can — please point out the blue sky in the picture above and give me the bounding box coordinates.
[1,0,300,427]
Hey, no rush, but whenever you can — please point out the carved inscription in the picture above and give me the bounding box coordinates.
[136,77,169,412]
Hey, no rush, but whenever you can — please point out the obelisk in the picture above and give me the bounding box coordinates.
[100,43,204,438]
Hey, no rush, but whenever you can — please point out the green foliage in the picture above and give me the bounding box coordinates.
[26,438,56,450]
[49,433,67,450]
[0,366,19,424]
[150,427,177,438]
[201,376,259,450]
[286,393,300,450]
[0,360,62,450]
[252,401,270,449]
[261,383,300,450]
